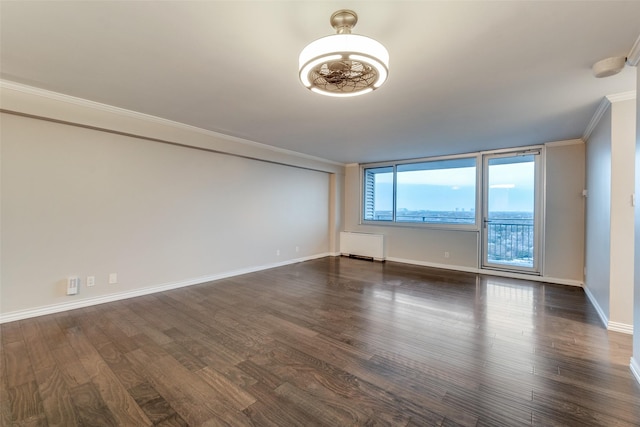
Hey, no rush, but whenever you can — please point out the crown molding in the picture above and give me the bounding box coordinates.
[582,91,636,142]
[606,90,636,103]
[544,139,584,148]
[0,80,345,168]
[627,33,640,66]
[582,97,611,142]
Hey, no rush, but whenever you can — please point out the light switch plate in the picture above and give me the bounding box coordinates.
[67,277,79,295]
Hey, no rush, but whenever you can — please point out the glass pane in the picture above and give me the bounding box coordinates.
[486,155,535,268]
[396,158,476,224]
[363,166,393,221]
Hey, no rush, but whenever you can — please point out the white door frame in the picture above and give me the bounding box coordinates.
[481,149,544,275]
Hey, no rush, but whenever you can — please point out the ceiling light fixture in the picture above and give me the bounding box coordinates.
[592,34,640,77]
[299,9,389,97]
[592,56,627,78]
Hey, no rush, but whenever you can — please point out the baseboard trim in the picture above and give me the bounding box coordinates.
[583,286,609,329]
[567,286,632,334]
[386,257,479,274]
[385,257,583,287]
[0,253,330,324]
[478,269,583,287]
[608,321,634,335]
[631,357,640,386]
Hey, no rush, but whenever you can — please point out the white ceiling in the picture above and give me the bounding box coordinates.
[1,1,638,164]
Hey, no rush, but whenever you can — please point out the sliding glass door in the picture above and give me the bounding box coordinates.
[482,151,542,274]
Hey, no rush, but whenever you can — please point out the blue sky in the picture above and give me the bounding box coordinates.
[374,162,535,212]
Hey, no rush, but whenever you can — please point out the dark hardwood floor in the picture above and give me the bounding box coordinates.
[2,257,639,426]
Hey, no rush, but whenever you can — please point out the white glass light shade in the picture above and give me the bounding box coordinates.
[311,87,373,98]
[299,33,389,97]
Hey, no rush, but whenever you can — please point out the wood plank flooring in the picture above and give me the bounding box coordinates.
[2,257,640,426]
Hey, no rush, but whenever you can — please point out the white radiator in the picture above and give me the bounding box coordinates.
[339,232,385,261]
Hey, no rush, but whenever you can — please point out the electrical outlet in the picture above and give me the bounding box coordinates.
[67,277,79,295]
[444,251,450,258]
[296,246,300,253]
[276,249,280,256]
[109,273,118,284]
[87,276,95,287]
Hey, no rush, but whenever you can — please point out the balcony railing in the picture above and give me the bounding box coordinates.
[370,213,475,224]
[366,213,535,268]
[486,220,534,267]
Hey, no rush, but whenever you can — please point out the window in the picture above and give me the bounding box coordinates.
[363,157,477,225]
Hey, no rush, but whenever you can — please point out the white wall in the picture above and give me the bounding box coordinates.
[328,173,344,255]
[344,143,586,284]
[633,66,640,382]
[585,96,636,332]
[0,86,343,321]
[585,109,613,321]
[544,142,586,281]
[610,99,636,328]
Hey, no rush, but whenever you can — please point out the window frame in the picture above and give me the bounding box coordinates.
[362,165,395,222]
[360,153,482,231]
